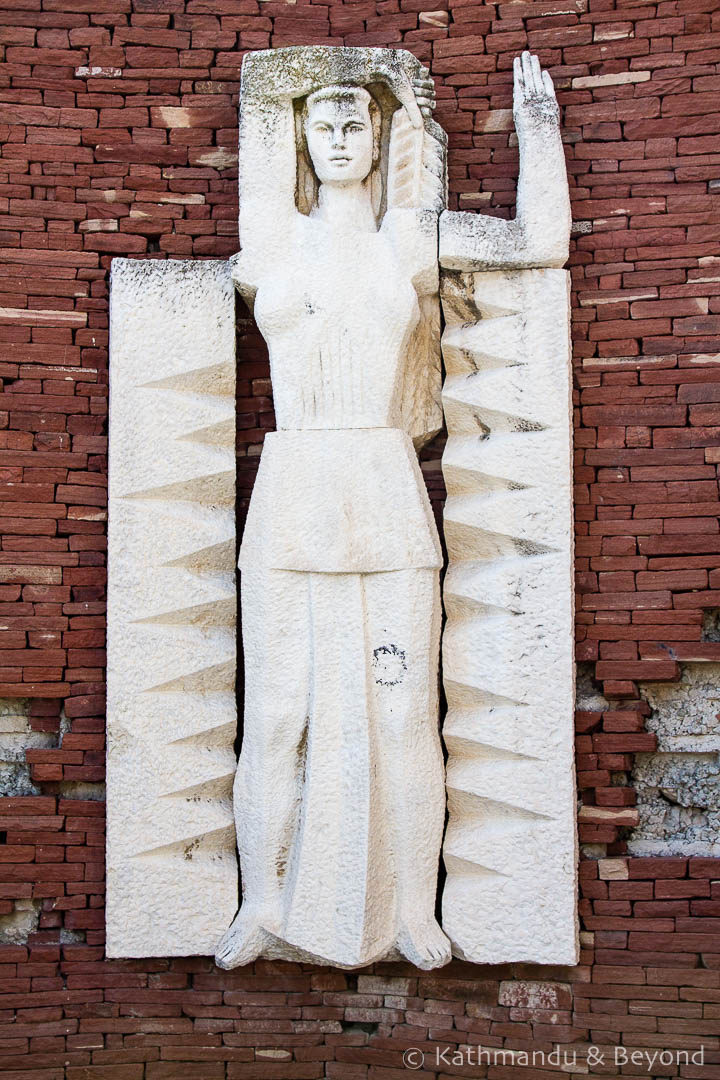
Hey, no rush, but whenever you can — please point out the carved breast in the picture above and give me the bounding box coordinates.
[253,214,420,430]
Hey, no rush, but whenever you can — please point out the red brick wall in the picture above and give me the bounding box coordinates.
[1,0,720,1076]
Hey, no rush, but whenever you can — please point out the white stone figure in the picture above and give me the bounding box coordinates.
[215,47,451,971]
[439,51,578,964]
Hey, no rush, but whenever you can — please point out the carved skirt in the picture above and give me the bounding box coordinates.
[235,563,445,968]
[238,428,443,574]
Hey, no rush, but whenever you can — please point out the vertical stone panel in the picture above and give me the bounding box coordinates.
[440,267,578,965]
[107,259,237,957]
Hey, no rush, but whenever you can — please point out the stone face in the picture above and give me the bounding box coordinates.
[216,46,451,972]
[107,259,238,958]
[234,46,447,451]
[438,54,577,965]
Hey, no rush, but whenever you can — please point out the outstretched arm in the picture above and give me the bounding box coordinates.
[236,53,300,255]
[512,51,571,264]
[439,51,571,272]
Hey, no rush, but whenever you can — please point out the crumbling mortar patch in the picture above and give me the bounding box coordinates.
[629,664,720,857]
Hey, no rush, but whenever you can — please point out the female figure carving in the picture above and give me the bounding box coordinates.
[215,47,450,970]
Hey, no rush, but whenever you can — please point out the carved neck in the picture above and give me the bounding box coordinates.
[311,178,377,233]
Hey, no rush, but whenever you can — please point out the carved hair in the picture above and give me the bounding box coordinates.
[295,84,384,219]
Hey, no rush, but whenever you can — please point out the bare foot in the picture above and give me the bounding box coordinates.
[397,918,452,970]
[215,905,271,970]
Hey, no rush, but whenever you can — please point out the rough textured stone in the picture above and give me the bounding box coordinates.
[0,699,44,797]
[107,259,238,958]
[629,664,720,857]
[440,266,577,965]
[0,897,42,944]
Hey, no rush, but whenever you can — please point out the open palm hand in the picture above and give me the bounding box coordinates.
[513,50,559,130]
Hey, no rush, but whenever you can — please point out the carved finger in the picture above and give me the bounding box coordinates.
[392,73,424,129]
[531,53,543,94]
[542,68,557,99]
[521,51,534,97]
[414,85,436,114]
[513,55,524,96]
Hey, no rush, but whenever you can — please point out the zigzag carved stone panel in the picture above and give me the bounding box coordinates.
[440,267,578,965]
[107,259,238,957]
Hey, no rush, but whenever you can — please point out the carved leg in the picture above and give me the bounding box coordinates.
[365,568,450,970]
[216,566,310,969]
[277,572,396,967]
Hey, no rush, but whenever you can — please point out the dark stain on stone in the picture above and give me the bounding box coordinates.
[297,722,308,781]
[512,417,546,433]
[372,644,407,686]
[277,721,309,880]
[472,412,491,440]
[183,837,200,861]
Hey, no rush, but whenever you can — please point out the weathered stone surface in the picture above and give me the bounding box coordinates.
[106,47,577,968]
[107,259,237,958]
[234,45,446,451]
[0,898,41,945]
[0,699,43,797]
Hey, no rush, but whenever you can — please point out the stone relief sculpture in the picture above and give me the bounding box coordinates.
[215,46,451,971]
[107,45,577,967]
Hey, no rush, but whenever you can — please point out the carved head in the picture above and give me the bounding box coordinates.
[302,85,381,187]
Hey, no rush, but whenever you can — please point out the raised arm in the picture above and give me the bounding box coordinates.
[439,51,571,272]
[236,53,299,257]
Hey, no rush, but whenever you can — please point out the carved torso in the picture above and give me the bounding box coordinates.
[236,208,442,573]
[253,214,419,430]
[235,208,436,431]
